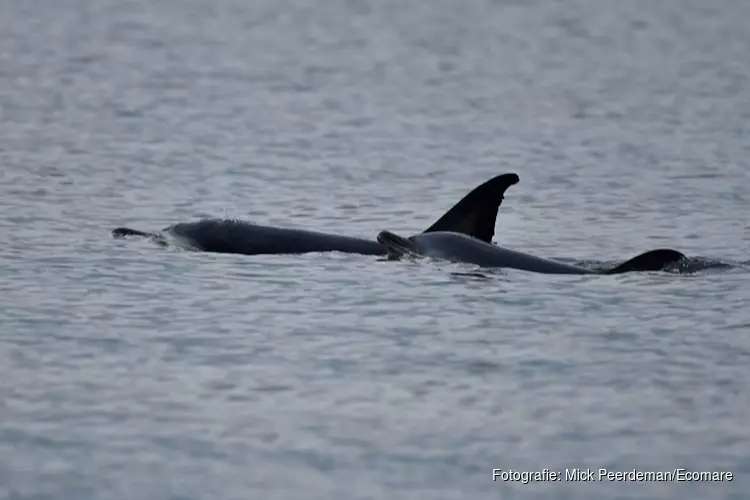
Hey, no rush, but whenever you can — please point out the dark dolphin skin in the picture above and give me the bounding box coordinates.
[377,230,686,275]
[112,173,520,256]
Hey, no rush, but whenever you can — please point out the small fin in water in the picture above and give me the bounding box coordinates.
[112,227,157,238]
[605,249,686,274]
[422,173,519,243]
[377,230,420,259]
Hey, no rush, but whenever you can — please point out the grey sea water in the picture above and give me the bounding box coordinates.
[1,0,749,499]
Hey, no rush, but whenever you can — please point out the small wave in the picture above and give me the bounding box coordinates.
[672,256,746,274]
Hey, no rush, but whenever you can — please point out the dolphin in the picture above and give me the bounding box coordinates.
[112,173,520,257]
[376,230,686,274]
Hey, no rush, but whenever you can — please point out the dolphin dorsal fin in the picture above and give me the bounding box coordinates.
[422,173,519,243]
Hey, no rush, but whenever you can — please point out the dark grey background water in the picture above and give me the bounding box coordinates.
[1,0,749,499]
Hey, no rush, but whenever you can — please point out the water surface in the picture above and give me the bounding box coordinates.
[1,0,749,499]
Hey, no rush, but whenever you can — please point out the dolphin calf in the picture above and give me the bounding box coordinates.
[377,230,685,275]
[112,173,520,257]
